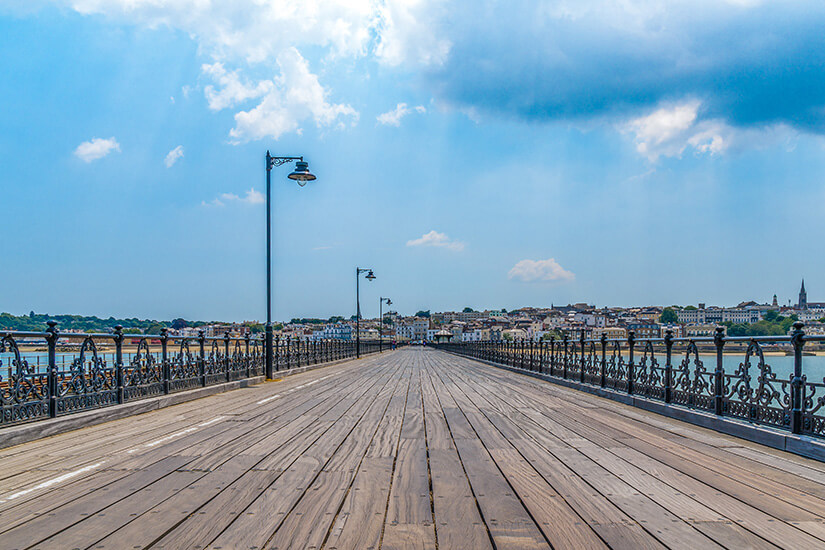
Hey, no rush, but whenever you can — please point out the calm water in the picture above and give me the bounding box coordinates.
[4,350,825,383]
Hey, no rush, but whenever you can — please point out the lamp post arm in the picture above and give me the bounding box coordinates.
[266,153,303,170]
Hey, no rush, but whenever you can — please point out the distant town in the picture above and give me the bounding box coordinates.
[3,280,821,343]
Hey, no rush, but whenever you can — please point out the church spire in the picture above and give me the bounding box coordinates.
[799,279,808,310]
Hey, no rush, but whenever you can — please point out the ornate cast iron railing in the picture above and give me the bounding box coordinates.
[1,323,379,427]
[434,322,825,439]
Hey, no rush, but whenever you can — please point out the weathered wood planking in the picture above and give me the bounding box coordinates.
[3,348,825,549]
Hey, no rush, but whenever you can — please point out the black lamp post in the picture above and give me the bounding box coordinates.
[265,151,316,380]
[379,297,392,353]
[355,267,375,358]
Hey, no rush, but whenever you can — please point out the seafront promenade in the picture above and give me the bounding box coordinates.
[3,348,825,549]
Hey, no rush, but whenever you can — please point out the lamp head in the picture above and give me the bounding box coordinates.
[386,299,392,306]
[287,161,316,186]
[365,270,376,281]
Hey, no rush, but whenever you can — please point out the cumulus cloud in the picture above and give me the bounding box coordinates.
[202,188,265,207]
[202,63,272,111]
[626,99,798,161]
[203,48,358,142]
[406,230,464,251]
[164,145,184,167]
[377,103,426,126]
[508,258,574,283]
[73,137,120,162]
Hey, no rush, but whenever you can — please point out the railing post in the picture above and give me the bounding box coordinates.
[600,334,607,387]
[46,321,59,418]
[580,331,586,383]
[161,328,170,394]
[664,329,673,404]
[245,333,251,377]
[550,337,556,375]
[714,326,725,416]
[627,331,635,394]
[791,321,805,434]
[199,330,206,387]
[114,325,124,404]
[224,332,231,382]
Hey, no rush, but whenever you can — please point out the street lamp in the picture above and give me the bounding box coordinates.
[356,267,375,358]
[265,151,316,380]
[379,297,392,353]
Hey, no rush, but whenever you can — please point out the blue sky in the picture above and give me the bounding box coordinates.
[2,1,825,322]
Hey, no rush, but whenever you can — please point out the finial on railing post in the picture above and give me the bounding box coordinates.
[664,329,674,403]
[791,321,805,434]
[114,325,124,404]
[46,321,59,418]
[714,326,725,416]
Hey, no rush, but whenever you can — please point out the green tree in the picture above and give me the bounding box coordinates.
[502,332,514,341]
[462,307,474,313]
[144,323,165,335]
[683,305,698,311]
[659,307,678,324]
[247,323,264,334]
[415,310,431,318]
[764,310,780,322]
[171,318,189,330]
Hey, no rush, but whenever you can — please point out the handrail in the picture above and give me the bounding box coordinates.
[433,322,819,437]
[1,323,389,427]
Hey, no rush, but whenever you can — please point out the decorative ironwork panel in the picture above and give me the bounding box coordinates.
[671,341,714,411]
[123,338,164,402]
[203,339,226,386]
[0,334,50,425]
[249,338,264,376]
[55,337,118,416]
[633,341,665,400]
[228,340,247,381]
[722,340,790,428]
[169,338,200,392]
[605,341,626,391]
[803,377,825,436]
[583,342,600,385]
[568,342,581,379]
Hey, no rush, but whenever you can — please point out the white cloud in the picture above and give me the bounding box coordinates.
[212,48,358,142]
[65,0,447,68]
[202,187,265,207]
[374,0,451,66]
[626,99,799,162]
[164,145,184,168]
[377,102,426,126]
[406,230,464,251]
[202,63,272,111]
[73,137,120,162]
[508,258,575,283]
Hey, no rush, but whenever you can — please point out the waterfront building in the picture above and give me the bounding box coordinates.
[683,324,723,337]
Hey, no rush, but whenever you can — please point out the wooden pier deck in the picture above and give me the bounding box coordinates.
[3,348,825,549]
